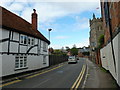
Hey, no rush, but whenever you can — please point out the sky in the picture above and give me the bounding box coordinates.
[0,0,101,49]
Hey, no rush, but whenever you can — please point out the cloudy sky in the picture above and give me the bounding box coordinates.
[0,0,101,49]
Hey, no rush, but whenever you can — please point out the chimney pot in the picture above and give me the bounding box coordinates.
[33,9,36,13]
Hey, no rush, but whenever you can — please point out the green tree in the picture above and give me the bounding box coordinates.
[70,46,78,56]
[65,46,70,51]
[98,34,104,48]
[82,52,90,56]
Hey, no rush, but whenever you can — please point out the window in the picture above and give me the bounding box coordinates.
[15,55,27,69]
[24,36,27,44]
[24,56,27,67]
[28,37,30,45]
[15,57,19,68]
[31,38,34,45]
[20,35,28,45]
[20,35,24,44]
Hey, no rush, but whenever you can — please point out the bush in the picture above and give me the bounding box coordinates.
[98,34,104,49]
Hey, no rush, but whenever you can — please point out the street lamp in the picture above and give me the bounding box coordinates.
[48,29,52,42]
[48,29,52,54]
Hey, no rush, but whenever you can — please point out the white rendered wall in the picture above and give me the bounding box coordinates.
[107,43,116,80]
[100,33,120,86]
[100,46,109,70]
[2,29,9,39]
[12,32,19,41]
[2,54,49,77]
[10,42,19,53]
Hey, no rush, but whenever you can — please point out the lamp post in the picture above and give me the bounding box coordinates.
[48,29,52,54]
[48,29,52,42]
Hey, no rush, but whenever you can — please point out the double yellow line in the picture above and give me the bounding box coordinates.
[26,64,64,79]
[71,65,86,90]
[0,64,64,88]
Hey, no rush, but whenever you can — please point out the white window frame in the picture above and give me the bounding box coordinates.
[15,55,27,69]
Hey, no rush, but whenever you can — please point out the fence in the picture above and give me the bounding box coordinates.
[49,55,68,66]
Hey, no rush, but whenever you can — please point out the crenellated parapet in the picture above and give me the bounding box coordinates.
[89,17,102,26]
[89,13,102,26]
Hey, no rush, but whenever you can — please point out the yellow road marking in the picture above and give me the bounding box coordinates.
[26,65,64,79]
[0,80,21,87]
[0,64,64,88]
[75,65,86,89]
[71,65,86,90]
[70,65,85,89]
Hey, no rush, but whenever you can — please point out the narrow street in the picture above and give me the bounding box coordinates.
[2,58,86,88]
[0,0,119,88]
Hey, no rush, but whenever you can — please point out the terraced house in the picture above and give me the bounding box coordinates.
[0,6,50,77]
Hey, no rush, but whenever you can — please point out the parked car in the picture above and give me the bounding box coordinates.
[68,56,77,64]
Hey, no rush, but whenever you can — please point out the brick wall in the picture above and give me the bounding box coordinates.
[101,1,120,44]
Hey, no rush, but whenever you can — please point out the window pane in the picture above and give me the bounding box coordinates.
[15,56,19,69]
[24,36,27,44]
[20,60,23,67]
[15,60,19,63]
[15,65,19,68]
[31,39,34,45]
[21,36,23,43]
[28,38,30,45]
[24,62,27,67]
[24,56,27,67]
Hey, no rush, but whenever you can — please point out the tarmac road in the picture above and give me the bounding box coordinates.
[2,58,86,89]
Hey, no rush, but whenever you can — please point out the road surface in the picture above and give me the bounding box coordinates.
[2,58,86,88]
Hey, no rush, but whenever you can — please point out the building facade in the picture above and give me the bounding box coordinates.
[0,6,50,77]
[100,1,120,86]
[89,14,104,62]
[78,46,90,57]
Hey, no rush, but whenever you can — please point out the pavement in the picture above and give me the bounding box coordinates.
[82,59,119,88]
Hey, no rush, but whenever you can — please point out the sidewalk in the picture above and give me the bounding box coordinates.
[83,59,119,88]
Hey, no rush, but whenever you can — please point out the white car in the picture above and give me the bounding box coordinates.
[68,56,77,64]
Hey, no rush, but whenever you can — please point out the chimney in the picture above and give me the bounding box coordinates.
[32,9,37,30]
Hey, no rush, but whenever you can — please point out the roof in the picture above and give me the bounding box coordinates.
[0,6,50,44]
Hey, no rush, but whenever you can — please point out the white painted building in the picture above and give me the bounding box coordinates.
[0,6,50,77]
[100,31,120,86]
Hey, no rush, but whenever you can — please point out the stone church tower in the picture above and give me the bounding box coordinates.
[89,13,104,62]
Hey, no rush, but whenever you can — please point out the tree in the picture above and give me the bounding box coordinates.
[70,46,78,56]
[98,34,104,48]
[82,52,90,56]
[49,47,54,54]
[65,46,70,51]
